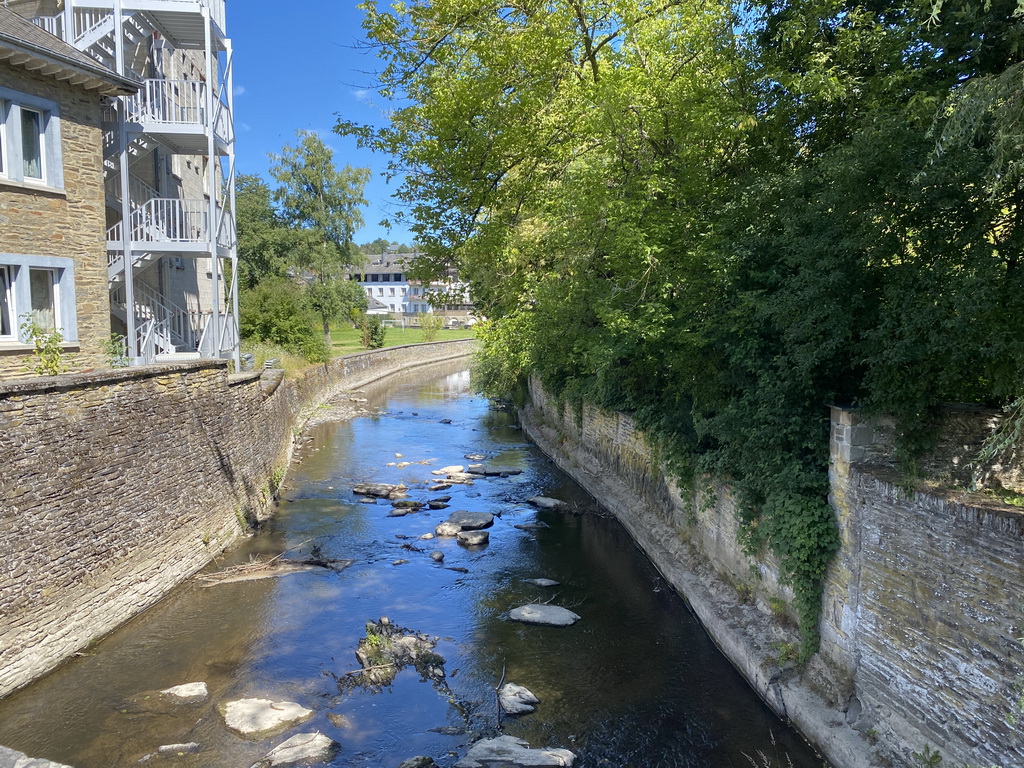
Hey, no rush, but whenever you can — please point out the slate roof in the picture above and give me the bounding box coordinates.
[0,7,139,96]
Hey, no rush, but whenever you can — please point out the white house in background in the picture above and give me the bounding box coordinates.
[12,0,239,366]
[350,251,475,323]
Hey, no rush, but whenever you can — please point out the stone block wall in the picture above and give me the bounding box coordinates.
[522,381,1024,768]
[0,65,110,377]
[826,408,1024,768]
[0,339,475,698]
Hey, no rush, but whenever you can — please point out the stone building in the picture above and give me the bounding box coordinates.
[8,0,239,366]
[0,6,138,377]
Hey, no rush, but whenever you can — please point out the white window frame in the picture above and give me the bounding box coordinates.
[0,255,78,344]
[0,87,64,191]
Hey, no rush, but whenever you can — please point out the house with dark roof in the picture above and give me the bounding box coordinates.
[0,6,138,376]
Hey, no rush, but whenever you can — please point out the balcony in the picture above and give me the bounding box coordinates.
[125,78,233,153]
[107,197,234,254]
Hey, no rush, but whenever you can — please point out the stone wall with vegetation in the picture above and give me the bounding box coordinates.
[0,339,474,698]
[521,379,1024,768]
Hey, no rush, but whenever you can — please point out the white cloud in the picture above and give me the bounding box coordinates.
[233,85,246,97]
[352,89,370,102]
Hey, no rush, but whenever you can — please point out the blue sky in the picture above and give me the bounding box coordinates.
[229,1,412,245]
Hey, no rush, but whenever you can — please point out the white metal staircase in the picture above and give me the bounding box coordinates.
[29,0,238,367]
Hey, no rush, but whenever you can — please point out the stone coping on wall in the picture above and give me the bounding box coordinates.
[0,359,226,397]
[0,339,478,399]
[855,462,1024,532]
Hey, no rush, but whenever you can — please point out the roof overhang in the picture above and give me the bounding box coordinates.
[0,35,139,96]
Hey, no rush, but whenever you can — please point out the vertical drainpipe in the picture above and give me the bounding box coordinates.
[225,36,240,369]
[204,5,221,359]
[114,0,137,363]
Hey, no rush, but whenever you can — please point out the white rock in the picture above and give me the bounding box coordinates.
[435,522,462,537]
[0,745,74,768]
[525,578,560,587]
[499,683,540,715]
[508,604,580,627]
[221,698,313,738]
[255,732,337,767]
[158,743,200,754]
[432,465,464,476]
[455,735,575,767]
[160,681,208,701]
[527,496,567,510]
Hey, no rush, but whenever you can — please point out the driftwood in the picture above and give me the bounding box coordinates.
[201,540,354,585]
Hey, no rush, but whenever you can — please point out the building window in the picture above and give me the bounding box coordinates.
[370,274,379,282]
[0,255,77,343]
[389,287,395,296]
[0,88,63,189]
[0,265,14,340]
[377,287,384,296]
[383,274,390,282]
[20,108,43,180]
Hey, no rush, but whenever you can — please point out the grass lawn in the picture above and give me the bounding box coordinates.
[329,324,477,356]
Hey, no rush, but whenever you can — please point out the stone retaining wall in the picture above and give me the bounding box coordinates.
[521,379,1024,768]
[0,339,475,698]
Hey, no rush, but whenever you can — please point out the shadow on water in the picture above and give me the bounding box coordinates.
[0,361,825,768]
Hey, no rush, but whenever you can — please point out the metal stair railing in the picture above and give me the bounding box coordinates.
[128,79,206,125]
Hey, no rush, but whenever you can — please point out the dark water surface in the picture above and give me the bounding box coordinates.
[0,363,824,767]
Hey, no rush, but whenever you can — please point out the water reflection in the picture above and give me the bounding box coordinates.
[0,362,822,768]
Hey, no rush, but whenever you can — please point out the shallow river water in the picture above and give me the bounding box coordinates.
[0,362,825,768]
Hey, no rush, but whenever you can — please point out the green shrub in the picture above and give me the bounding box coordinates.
[239,277,327,361]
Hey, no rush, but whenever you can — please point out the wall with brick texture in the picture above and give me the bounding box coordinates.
[0,339,474,698]
[522,380,1024,768]
[0,65,111,377]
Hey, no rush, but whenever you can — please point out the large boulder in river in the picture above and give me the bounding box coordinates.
[0,745,74,768]
[454,735,575,767]
[252,732,338,767]
[499,683,540,715]
[353,483,407,499]
[447,510,493,530]
[457,530,489,547]
[527,496,567,511]
[435,521,462,537]
[508,604,580,627]
[220,698,313,739]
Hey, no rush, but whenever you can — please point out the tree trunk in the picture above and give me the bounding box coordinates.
[323,316,331,349]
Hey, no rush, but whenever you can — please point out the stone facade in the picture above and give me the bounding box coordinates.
[0,65,111,377]
[521,380,1024,768]
[0,339,474,698]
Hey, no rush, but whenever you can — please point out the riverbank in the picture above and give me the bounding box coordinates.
[519,377,1024,768]
[0,340,475,699]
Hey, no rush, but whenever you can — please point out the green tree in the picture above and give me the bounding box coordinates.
[235,173,293,290]
[270,130,372,345]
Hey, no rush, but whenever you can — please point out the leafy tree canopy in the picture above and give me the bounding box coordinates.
[341,0,1024,655]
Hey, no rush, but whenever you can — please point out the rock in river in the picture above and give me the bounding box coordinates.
[0,745,74,768]
[435,521,462,537]
[447,510,494,530]
[455,735,575,767]
[252,732,338,767]
[525,578,560,587]
[508,604,580,627]
[159,681,208,703]
[353,482,407,499]
[220,698,313,739]
[527,496,567,511]
[457,530,489,546]
[499,682,540,715]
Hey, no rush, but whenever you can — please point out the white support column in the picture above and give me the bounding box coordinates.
[225,37,239,369]
[203,6,221,358]
[62,0,74,45]
[113,0,139,363]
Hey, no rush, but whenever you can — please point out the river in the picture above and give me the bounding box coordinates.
[0,361,824,768]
